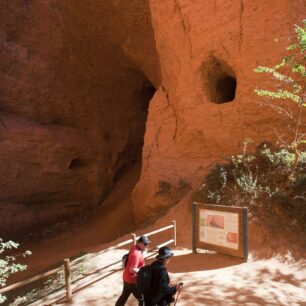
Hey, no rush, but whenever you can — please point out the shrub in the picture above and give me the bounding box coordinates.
[192,143,306,209]
[0,239,31,304]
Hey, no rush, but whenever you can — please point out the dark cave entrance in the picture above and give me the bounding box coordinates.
[201,56,237,103]
[112,77,156,183]
[215,75,237,103]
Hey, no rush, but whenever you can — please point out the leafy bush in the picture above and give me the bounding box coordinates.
[0,239,31,304]
[192,142,306,209]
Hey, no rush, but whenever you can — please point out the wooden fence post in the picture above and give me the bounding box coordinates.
[192,203,197,254]
[172,220,177,247]
[64,258,72,303]
[132,233,137,245]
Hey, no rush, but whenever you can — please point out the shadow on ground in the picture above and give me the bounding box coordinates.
[168,251,244,273]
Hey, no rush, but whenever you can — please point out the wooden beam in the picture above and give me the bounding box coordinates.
[64,259,72,303]
[0,266,62,294]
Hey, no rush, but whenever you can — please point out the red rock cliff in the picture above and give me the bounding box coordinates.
[0,0,159,237]
[0,0,304,236]
[132,0,305,222]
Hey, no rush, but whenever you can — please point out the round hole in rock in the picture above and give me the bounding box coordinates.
[68,158,85,169]
[201,56,237,104]
[216,75,237,103]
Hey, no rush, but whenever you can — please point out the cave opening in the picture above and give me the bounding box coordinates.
[201,56,237,104]
[216,75,237,103]
[0,0,162,245]
[68,158,86,169]
[112,77,156,183]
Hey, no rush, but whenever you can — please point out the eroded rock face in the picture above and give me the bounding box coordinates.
[132,0,305,222]
[0,0,304,236]
[0,0,159,237]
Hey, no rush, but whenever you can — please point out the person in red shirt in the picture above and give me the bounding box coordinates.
[115,235,151,306]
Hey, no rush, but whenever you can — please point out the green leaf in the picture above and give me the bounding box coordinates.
[255,89,302,103]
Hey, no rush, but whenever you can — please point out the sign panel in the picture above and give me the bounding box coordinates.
[193,203,248,259]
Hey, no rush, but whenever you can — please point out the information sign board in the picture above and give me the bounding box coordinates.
[192,203,248,259]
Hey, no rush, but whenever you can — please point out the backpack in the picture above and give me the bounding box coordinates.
[122,252,129,268]
[136,265,153,295]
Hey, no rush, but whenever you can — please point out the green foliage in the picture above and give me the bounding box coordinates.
[254,20,305,172]
[255,21,306,90]
[192,142,306,206]
[0,239,31,304]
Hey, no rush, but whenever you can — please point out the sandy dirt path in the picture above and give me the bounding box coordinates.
[54,248,306,306]
[7,164,306,305]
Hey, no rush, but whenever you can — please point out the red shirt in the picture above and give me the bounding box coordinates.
[123,245,145,283]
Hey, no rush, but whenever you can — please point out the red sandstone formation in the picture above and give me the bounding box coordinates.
[0,0,304,237]
[132,0,305,222]
[0,0,159,237]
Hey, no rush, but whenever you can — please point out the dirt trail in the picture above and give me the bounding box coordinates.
[56,249,306,306]
[7,164,306,305]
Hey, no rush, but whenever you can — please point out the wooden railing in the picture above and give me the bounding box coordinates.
[0,221,177,305]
